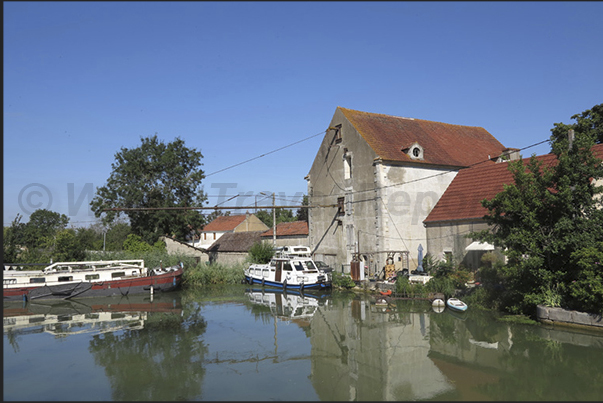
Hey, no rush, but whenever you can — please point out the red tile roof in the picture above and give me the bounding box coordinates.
[340,107,506,167]
[202,214,248,232]
[424,144,603,223]
[261,221,309,237]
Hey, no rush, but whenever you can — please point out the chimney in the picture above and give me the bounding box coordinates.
[496,148,521,163]
[568,129,575,150]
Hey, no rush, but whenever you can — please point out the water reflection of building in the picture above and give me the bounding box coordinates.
[310,298,454,401]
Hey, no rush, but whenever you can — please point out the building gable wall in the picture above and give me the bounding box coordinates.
[307,108,461,276]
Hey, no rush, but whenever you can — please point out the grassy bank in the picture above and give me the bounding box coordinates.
[182,262,245,287]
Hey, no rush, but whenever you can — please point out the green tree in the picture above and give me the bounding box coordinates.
[248,241,274,264]
[91,135,207,244]
[3,214,26,262]
[21,209,69,249]
[123,234,154,253]
[50,229,86,262]
[255,207,296,229]
[472,118,603,315]
[550,103,603,146]
[75,226,101,251]
[105,221,132,251]
[255,209,272,228]
[296,195,309,222]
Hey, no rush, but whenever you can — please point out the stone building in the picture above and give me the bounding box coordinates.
[190,213,268,249]
[305,107,507,276]
[424,143,603,270]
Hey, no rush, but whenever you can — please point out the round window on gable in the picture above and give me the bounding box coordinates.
[408,144,423,160]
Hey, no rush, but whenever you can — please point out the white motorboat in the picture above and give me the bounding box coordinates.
[244,245,332,291]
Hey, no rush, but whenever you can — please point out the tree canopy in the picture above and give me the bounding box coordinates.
[255,207,297,229]
[473,106,603,315]
[550,103,603,146]
[90,135,207,244]
[296,195,309,222]
[21,209,70,248]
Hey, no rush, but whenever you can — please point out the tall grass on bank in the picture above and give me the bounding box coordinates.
[183,262,245,287]
[395,275,456,298]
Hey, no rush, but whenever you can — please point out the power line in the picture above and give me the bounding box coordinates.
[311,138,553,200]
[101,139,553,213]
[205,130,326,177]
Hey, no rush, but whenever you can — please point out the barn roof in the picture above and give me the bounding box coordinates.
[339,107,506,167]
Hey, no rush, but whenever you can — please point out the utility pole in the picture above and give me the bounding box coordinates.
[272,192,276,247]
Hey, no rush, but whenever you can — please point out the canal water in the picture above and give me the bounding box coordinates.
[4,285,603,401]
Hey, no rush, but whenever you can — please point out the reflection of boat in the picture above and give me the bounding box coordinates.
[375,296,389,306]
[432,305,445,313]
[3,294,182,337]
[3,260,183,302]
[245,246,332,290]
[446,307,468,321]
[468,338,499,349]
[245,287,328,319]
[432,298,445,307]
[446,298,468,312]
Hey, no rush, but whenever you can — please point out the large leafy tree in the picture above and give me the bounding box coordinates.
[21,209,70,248]
[49,229,86,262]
[3,209,71,263]
[91,135,207,244]
[473,109,603,315]
[550,103,603,146]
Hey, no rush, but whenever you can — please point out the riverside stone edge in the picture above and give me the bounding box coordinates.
[537,305,603,330]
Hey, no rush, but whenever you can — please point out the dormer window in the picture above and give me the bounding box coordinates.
[404,142,424,160]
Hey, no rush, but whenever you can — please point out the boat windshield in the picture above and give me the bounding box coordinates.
[293,260,317,272]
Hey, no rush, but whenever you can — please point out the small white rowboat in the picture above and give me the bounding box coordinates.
[446,298,468,312]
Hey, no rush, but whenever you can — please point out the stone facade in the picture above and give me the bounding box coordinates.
[160,236,209,264]
[306,107,505,276]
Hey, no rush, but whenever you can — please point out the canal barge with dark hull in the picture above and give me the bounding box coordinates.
[3,260,183,302]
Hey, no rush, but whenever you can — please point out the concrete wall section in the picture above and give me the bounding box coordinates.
[537,305,603,329]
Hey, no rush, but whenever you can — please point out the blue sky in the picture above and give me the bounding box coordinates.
[4,1,603,227]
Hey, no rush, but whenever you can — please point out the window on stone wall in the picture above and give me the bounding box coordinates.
[344,154,352,179]
[337,197,345,216]
[334,124,342,144]
[346,224,355,251]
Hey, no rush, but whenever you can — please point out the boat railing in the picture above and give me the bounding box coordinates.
[43,259,145,274]
[274,245,313,259]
